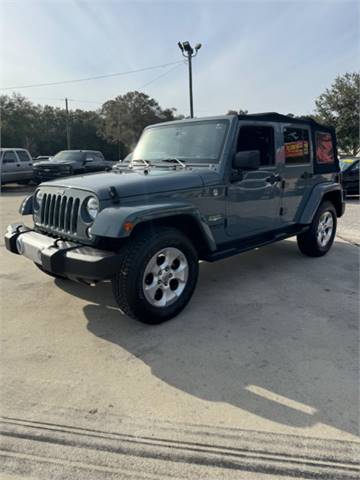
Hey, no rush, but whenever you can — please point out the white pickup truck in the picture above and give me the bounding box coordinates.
[0,148,33,185]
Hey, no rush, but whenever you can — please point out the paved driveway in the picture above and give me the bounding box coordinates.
[0,186,359,479]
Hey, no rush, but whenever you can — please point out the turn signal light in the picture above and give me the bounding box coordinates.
[123,222,134,233]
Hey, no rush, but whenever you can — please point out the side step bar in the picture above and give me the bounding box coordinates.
[202,227,308,262]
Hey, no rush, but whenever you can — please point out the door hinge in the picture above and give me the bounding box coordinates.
[280,207,284,216]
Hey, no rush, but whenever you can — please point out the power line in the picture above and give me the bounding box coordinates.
[22,96,66,102]
[72,63,185,105]
[67,98,103,105]
[138,62,184,89]
[23,63,185,108]
[0,61,183,90]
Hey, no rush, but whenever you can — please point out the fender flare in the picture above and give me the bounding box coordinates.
[19,194,34,215]
[297,183,344,224]
[91,201,217,251]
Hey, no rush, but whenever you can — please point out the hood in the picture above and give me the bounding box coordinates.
[40,168,221,200]
[34,159,77,168]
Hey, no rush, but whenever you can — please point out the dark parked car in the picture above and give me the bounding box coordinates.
[34,155,52,162]
[33,150,112,183]
[341,159,359,196]
[5,113,345,324]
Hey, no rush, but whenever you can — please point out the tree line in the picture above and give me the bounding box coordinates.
[0,72,358,159]
[0,91,181,160]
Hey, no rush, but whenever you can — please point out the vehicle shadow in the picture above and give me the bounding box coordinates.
[56,239,359,436]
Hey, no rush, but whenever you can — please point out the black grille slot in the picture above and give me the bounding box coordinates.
[59,196,67,230]
[65,197,73,232]
[50,195,56,227]
[44,194,51,225]
[54,195,61,229]
[39,193,80,236]
[40,193,47,224]
[71,198,80,233]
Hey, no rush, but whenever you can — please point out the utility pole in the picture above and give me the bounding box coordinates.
[118,109,121,160]
[178,41,202,118]
[65,98,71,149]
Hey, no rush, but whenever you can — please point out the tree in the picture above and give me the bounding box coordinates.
[69,109,117,159]
[0,93,41,152]
[315,72,359,155]
[99,91,177,154]
[35,105,68,155]
[0,91,179,159]
[226,109,248,115]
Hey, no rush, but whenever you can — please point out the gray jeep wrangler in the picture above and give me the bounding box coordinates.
[5,113,345,324]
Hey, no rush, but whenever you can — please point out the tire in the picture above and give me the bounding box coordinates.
[34,263,67,279]
[112,227,199,324]
[297,201,337,257]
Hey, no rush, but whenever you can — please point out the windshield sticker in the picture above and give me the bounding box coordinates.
[285,141,309,158]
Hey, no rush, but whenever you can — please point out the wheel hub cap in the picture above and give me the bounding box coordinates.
[142,247,189,308]
[317,211,334,247]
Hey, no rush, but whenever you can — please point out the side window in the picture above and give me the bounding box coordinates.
[283,127,310,165]
[3,151,17,163]
[237,125,275,166]
[315,131,335,164]
[16,150,31,162]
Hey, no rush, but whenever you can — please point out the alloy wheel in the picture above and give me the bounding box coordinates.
[142,247,189,308]
[316,211,334,247]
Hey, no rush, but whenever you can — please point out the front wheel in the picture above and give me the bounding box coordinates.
[112,227,199,324]
[297,201,337,257]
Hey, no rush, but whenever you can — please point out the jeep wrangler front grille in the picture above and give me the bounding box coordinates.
[40,193,80,234]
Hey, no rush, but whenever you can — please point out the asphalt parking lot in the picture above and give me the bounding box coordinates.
[0,185,359,479]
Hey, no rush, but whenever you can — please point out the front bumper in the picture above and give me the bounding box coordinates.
[5,223,122,281]
[33,170,71,182]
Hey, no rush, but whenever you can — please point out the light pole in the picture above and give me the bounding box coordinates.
[65,98,71,149]
[178,41,202,118]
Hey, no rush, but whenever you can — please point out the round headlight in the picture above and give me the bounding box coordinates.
[86,196,99,220]
[34,190,44,210]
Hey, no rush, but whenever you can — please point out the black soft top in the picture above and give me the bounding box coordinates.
[238,112,338,174]
[238,112,334,133]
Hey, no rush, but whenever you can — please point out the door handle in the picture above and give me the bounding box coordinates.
[265,174,283,184]
[16,164,21,167]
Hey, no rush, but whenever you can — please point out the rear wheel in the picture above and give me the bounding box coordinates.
[112,227,199,324]
[297,201,337,257]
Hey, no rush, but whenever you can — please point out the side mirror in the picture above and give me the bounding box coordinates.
[233,150,260,170]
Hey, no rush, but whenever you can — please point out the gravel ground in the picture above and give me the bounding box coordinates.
[0,186,359,479]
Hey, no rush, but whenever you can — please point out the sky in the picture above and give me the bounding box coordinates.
[0,0,358,117]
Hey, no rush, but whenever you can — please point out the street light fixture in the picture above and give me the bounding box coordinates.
[178,41,202,118]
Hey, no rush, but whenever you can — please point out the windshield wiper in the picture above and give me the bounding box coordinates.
[130,158,150,168]
[154,157,186,169]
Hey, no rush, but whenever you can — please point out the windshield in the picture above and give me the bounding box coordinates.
[52,151,84,162]
[133,120,229,164]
